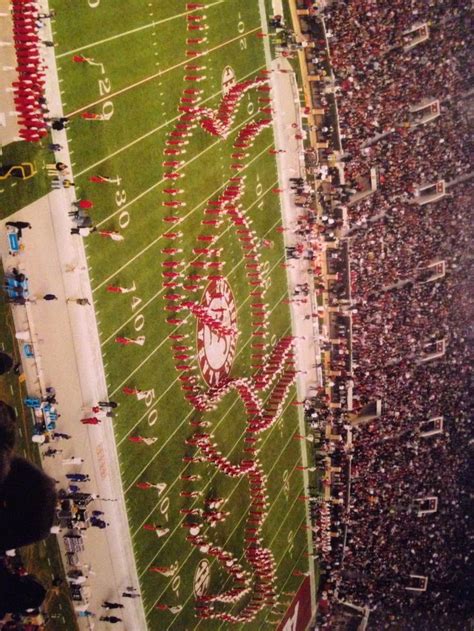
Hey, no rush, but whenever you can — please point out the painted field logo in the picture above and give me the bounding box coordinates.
[197,278,238,386]
[222,65,236,95]
[194,559,211,598]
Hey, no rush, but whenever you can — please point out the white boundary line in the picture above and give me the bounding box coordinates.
[56,1,226,59]
[73,63,266,179]
[91,140,274,292]
[100,178,278,346]
[65,26,261,117]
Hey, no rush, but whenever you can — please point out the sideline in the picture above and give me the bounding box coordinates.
[258,0,320,621]
[0,1,147,628]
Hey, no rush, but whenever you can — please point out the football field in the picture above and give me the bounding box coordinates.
[49,1,313,627]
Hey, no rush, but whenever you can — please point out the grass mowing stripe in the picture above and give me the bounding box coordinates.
[56,0,226,59]
[94,113,268,230]
[128,269,288,534]
[146,407,299,617]
[100,178,279,345]
[73,64,266,179]
[212,518,308,631]
[113,219,283,443]
[91,139,274,292]
[122,270,288,497]
[259,534,309,627]
[65,27,261,118]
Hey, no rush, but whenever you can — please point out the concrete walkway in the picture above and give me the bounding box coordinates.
[261,0,324,620]
[0,196,145,630]
[0,0,146,628]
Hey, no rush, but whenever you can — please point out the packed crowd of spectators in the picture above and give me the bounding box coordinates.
[348,185,471,296]
[322,0,472,151]
[290,1,473,629]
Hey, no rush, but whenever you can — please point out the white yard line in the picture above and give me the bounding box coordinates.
[154,416,301,621]
[100,178,278,345]
[92,141,274,292]
[73,64,266,178]
[119,253,287,478]
[65,27,261,117]
[126,259,288,525]
[56,0,226,59]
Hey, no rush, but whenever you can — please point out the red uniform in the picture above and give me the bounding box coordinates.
[81,417,101,425]
[128,436,144,443]
[136,482,153,489]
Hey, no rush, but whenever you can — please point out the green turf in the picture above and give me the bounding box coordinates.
[0,140,52,219]
[49,1,314,628]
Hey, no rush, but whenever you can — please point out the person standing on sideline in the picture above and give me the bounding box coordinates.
[66,298,91,305]
[42,294,58,301]
[66,473,90,482]
[53,432,71,440]
[5,221,31,238]
[97,401,118,409]
[71,226,97,236]
[99,616,122,624]
[102,602,124,610]
[80,417,101,425]
[76,609,95,618]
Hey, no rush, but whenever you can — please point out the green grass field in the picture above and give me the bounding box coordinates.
[47,1,312,628]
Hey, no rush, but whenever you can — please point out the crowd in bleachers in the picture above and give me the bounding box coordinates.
[289,1,473,629]
[322,0,472,150]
